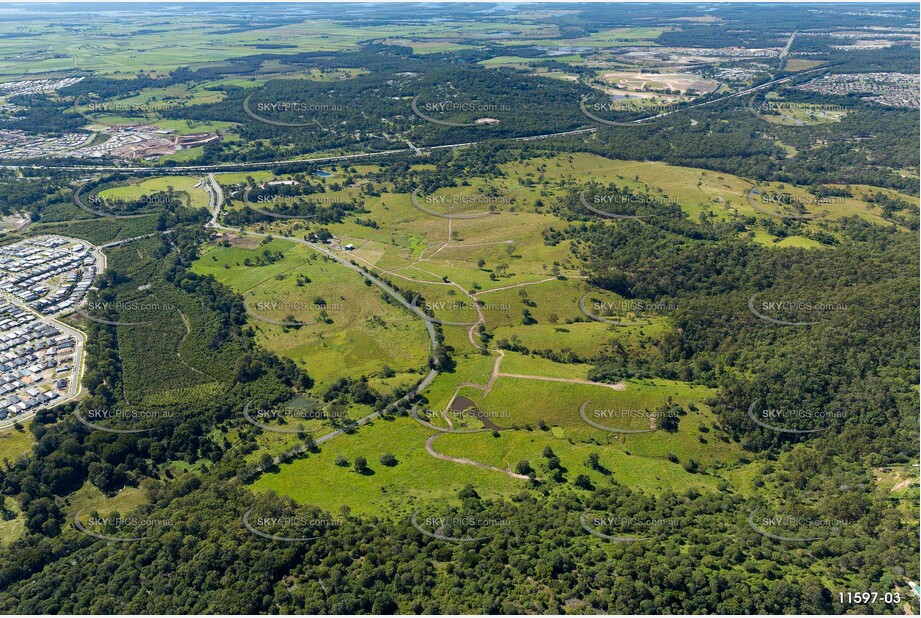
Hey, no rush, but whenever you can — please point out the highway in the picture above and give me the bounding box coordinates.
[0,127,597,174]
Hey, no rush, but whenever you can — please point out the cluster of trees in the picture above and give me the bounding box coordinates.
[223,180,365,226]
[0,177,65,219]
[563,211,917,461]
[0,222,310,538]
[561,92,919,195]
[0,473,914,614]
[176,58,590,161]
[865,190,920,230]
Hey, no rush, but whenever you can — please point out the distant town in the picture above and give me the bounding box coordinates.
[797,72,920,108]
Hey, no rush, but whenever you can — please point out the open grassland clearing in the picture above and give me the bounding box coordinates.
[505,153,753,221]
[498,350,595,380]
[476,278,594,328]
[158,146,205,163]
[428,378,741,492]
[0,499,24,546]
[244,183,580,294]
[0,482,158,548]
[99,175,212,209]
[241,398,380,467]
[218,153,907,524]
[74,83,229,126]
[222,155,907,292]
[504,153,910,232]
[449,374,736,464]
[147,118,236,135]
[433,429,719,492]
[492,317,668,359]
[191,237,430,390]
[251,416,529,517]
[382,40,478,54]
[197,67,370,90]
[750,230,824,248]
[750,180,914,226]
[66,483,148,522]
[418,352,499,409]
[0,422,35,464]
[873,465,921,522]
[214,170,276,187]
[479,55,584,68]
[474,279,672,357]
[250,397,724,517]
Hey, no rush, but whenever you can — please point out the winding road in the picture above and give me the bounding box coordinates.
[203,176,439,465]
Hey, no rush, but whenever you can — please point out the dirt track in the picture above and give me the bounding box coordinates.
[425,433,530,480]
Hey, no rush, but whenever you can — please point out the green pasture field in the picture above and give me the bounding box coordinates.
[218,155,910,264]
[250,374,728,516]
[0,499,24,546]
[214,171,276,186]
[198,67,368,89]
[99,175,211,209]
[0,422,35,464]
[751,180,911,226]
[0,17,557,79]
[497,27,667,48]
[229,191,577,297]
[66,483,148,521]
[478,55,581,67]
[72,83,228,127]
[201,152,908,526]
[240,398,381,466]
[751,230,824,248]
[147,119,236,135]
[1,481,148,547]
[191,237,430,390]
[251,415,531,517]
[432,429,718,491]
[383,40,478,54]
[497,350,594,379]
[502,153,915,231]
[158,146,205,163]
[417,352,499,408]
[446,374,740,465]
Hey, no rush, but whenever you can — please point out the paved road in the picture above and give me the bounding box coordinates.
[2,128,597,174]
[0,71,833,177]
[205,173,224,227]
[778,29,797,70]
[0,278,96,430]
[625,66,828,125]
